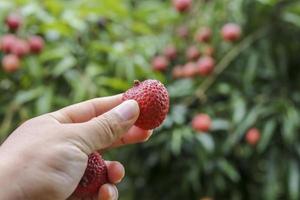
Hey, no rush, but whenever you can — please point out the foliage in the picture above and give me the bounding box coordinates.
[1,0,300,199]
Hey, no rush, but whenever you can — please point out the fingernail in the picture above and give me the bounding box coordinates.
[114,100,139,121]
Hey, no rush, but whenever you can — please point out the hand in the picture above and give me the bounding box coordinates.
[0,94,152,200]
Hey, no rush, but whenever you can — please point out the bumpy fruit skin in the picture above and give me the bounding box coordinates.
[73,152,108,198]
[173,0,192,13]
[122,80,169,130]
[197,56,215,76]
[152,56,169,72]
[246,128,260,145]
[5,14,22,31]
[0,34,16,53]
[28,36,44,53]
[195,27,212,43]
[192,114,212,132]
[221,23,241,42]
[186,45,201,61]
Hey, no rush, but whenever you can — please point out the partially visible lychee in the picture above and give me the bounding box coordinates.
[172,65,183,79]
[163,45,177,60]
[186,46,200,61]
[192,114,212,132]
[28,36,44,54]
[197,56,215,76]
[221,23,241,42]
[182,62,197,78]
[122,79,169,130]
[204,46,214,57]
[246,128,260,145]
[172,0,192,13]
[5,13,22,31]
[73,152,108,198]
[152,56,169,72]
[0,34,17,53]
[176,26,189,38]
[195,27,212,43]
[11,39,29,57]
[2,54,21,73]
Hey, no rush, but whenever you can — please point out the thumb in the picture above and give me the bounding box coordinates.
[70,100,139,154]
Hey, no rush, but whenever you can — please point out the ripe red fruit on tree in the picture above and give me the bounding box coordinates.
[221,23,241,42]
[172,0,192,13]
[176,26,189,38]
[5,13,22,31]
[11,39,30,57]
[151,56,169,72]
[204,46,214,57]
[197,56,215,76]
[246,128,260,145]
[195,27,212,43]
[0,34,17,53]
[172,65,183,79]
[192,114,212,132]
[73,152,108,198]
[28,36,44,54]
[163,45,177,60]
[122,79,169,130]
[186,46,200,61]
[182,62,197,78]
[1,54,21,73]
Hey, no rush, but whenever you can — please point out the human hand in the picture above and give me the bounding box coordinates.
[0,94,152,200]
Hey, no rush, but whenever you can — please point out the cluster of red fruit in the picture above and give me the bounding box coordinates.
[191,113,261,145]
[151,5,241,79]
[0,13,44,73]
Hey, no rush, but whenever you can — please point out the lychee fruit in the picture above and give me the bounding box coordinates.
[246,128,260,145]
[73,152,108,198]
[5,13,22,31]
[192,114,212,132]
[122,79,169,130]
[163,45,177,60]
[11,39,29,57]
[151,56,169,72]
[182,62,197,78]
[176,26,189,38]
[172,65,183,79]
[197,56,215,76]
[186,46,200,61]
[2,54,21,73]
[0,34,17,53]
[195,27,212,43]
[204,46,214,57]
[221,23,241,42]
[172,0,192,13]
[28,36,44,54]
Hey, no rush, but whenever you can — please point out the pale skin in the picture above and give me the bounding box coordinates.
[0,94,152,200]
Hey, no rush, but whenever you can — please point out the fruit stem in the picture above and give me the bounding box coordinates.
[134,80,140,86]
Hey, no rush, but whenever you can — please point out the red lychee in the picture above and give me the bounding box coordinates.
[246,128,260,145]
[197,56,215,76]
[2,54,21,73]
[186,46,200,61]
[192,114,212,132]
[122,79,169,130]
[221,23,241,42]
[151,56,169,72]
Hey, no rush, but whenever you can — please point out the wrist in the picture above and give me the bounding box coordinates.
[0,152,26,199]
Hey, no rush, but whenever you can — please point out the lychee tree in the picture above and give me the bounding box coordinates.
[1,0,300,200]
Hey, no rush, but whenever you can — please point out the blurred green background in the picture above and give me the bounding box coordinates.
[1,0,300,199]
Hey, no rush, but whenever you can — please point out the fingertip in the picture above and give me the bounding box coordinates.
[99,184,118,200]
[106,161,125,184]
